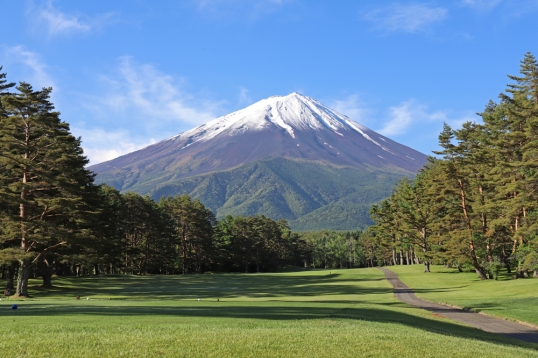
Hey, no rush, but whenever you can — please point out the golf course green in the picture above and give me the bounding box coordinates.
[1,267,537,357]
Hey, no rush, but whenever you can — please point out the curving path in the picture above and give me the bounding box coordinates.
[378,267,538,344]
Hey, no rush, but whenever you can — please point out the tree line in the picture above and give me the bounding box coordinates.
[0,70,375,297]
[3,53,536,296]
[369,53,538,280]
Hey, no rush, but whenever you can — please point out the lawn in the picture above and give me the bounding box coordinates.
[1,268,537,357]
[389,265,538,327]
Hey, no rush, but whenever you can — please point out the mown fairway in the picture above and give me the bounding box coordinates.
[390,265,538,326]
[1,268,537,357]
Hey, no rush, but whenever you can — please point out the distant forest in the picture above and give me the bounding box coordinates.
[1,53,537,297]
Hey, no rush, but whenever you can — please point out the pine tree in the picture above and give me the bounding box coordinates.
[159,195,214,274]
[0,83,96,296]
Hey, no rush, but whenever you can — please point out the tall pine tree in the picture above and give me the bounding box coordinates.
[0,83,96,296]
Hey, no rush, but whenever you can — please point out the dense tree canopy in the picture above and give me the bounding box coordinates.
[0,78,97,296]
[369,53,538,280]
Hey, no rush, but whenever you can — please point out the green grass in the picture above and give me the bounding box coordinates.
[1,268,537,357]
[390,265,538,326]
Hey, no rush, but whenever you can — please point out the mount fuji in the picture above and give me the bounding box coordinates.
[91,93,428,230]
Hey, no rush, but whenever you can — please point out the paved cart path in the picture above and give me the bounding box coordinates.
[378,267,538,344]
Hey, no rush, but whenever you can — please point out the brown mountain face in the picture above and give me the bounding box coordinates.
[90,93,427,191]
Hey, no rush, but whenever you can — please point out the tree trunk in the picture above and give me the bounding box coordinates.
[256,251,260,273]
[41,264,53,287]
[16,259,31,297]
[42,271,53,287]
[469,240,487,280]
[533,269,538,278]
[38,255,56,287]
[7,263,16,290]
[422,229,429,272]
[245,263,249,273]
[473,265,487,280]
[405,251,410,265]
[182,224,188,275]
[423,261,430,273]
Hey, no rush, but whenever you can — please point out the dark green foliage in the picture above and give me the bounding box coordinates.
[299,230,365,269]
[160,195,215,274]
[290,202,373,231]
[97,157,407,231]
[0,81,97,296]
[368,53,538,280]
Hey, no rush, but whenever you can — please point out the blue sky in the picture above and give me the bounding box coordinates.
[1,0,537,164]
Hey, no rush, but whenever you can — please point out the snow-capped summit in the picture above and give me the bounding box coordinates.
[171,92,378,145]
[90,93,427,179]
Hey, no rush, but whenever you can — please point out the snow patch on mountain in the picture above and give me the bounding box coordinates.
[167,92,385,148]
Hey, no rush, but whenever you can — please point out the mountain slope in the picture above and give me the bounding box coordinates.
[91,93,426,191]
[91,93,428,230]
[147,157,407,230]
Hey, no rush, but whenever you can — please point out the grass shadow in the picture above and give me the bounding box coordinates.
[2,302,536,350]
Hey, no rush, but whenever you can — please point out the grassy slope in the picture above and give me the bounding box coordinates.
[1,268,537,357]
[389,265,538,326]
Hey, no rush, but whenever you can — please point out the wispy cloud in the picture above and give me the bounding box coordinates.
[2,46,56,89]
[377,99,475,136]
[238,87,252,107]
[327,94,371,124]
[97,57,224,127]
[72,127,157,165]
[28,1,114,37]
[80,57,226,163]
[363,3,448,34]
[460,0,503,12]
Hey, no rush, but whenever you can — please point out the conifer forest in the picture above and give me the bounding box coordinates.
[1,53,538,297]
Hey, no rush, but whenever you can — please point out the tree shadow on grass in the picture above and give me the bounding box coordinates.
[26,273,394,300]
[26,273,465,301]
[1,303,537,350]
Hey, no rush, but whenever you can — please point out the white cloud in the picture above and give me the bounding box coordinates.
[327,94,371,124]
[238,87,252,106]
[72,127,158,165]
[38,3,90,36]
[97,57,224,127]
[363,3,448,33]
[2,46,56,89]
[377,99,475,136]
[79,57,226,163]
[460,0,503,12]
[28,1,115,37]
